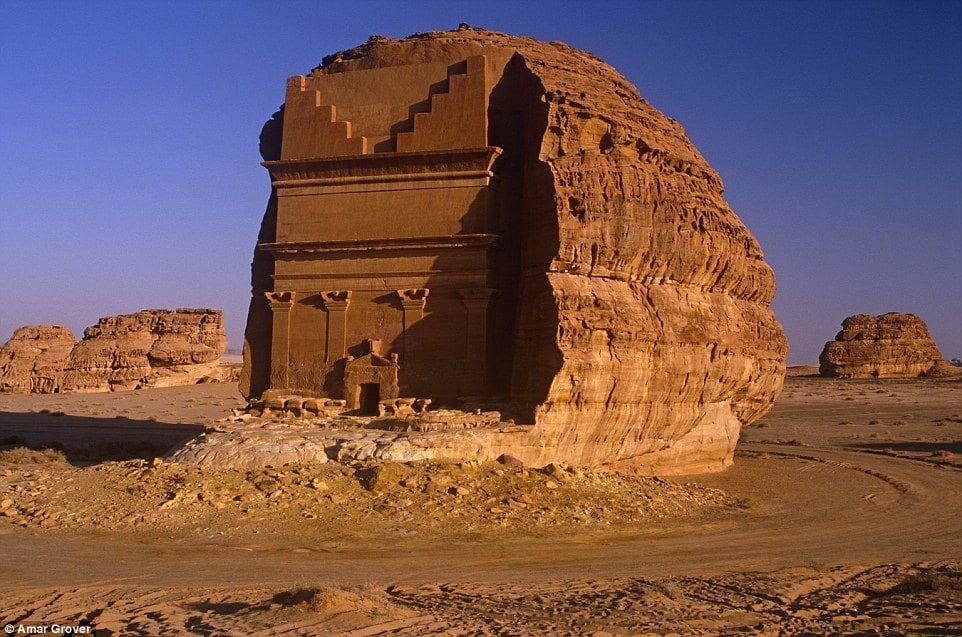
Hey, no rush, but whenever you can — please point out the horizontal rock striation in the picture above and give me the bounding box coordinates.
[819,313,953,378]
[240,28,787,474]
[0,325,76,393]
[0,309,228,393]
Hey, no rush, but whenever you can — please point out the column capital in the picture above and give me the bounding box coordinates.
[396,288,429,301]
[396,288,429,311]
[265,291,295,311]
[458,287,497,311]
[458,287,497,302]
[320,290,351,311]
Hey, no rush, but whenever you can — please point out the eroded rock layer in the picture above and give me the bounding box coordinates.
[0,309,228,393]
[0,325,76,393]
[819,313,953,379]
[241,27,787,474]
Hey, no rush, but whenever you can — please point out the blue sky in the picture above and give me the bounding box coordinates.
[1,0,959,363]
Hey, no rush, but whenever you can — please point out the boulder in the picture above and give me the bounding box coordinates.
[819,313,954,378]
[0,325,75,393]
[239,28,787,474]
[0,309,228,393]
[61,309,227,392]
[928,359,962,377]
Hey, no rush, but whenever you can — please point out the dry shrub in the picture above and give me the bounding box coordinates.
[271,583,391,615]
[881,570,962,596]
[0,446,67,464]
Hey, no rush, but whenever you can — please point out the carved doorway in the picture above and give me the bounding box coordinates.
[358,383,381,416]
[342,340,400,412]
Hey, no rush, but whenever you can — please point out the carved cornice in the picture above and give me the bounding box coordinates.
[258,234,501,256]
[262,147,502,188]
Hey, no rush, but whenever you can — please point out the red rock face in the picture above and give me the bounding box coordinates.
[0,309,227,393]
[819,313,946,379]
[242,28,787,473]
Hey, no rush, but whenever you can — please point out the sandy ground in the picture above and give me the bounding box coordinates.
[0,373,960,635]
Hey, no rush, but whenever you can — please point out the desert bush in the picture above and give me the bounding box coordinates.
[270,582,391,615]
[879,570,962,596]
[0,446,67,464]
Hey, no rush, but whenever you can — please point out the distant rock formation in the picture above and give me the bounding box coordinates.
[0,325,76,393]
[819,313,958,378]
[0,309,229,393]
[238,27,787,474]
[927,359,962,377]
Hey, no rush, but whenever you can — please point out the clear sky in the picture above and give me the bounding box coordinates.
[1,0,959,364]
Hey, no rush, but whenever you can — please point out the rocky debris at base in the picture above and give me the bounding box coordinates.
[0,309,230,393]
[167,411,531,469]
[0,446,728,535]
[246,395,503,433]
[168,406,748,476]
[820,313,958,379]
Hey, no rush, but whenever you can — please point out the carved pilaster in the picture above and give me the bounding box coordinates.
[265,291,295,389]
[396,288,429,365]
[320,290,351,361]
[459,288,496,392]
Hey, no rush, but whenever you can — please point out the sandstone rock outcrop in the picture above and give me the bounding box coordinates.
[0,325,76,393]
[0,309,228,393]
[819,313,956,378]
[239,27,787,474]
[62,309,228,392]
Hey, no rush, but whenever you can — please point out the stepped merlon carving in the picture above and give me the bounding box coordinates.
[396,56,488,152]
[281,76,368,159]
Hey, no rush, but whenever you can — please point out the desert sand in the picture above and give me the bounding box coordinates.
[1,372,960,635]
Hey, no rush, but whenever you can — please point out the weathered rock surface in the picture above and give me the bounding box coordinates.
[241,28,787,474]
[928,359,962,377]
[819,313,956,378]
[0,325,76,393]
[0,309,228,393]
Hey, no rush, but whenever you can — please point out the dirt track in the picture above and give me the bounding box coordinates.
[1,376,960,634]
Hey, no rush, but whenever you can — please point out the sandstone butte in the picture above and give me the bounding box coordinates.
[237,27,788,474]
[819,312,961,379]
[0,309,227,393]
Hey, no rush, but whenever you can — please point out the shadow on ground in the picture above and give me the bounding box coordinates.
[0,411,203,465]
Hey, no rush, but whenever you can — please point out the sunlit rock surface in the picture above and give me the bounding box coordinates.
[238,27,787,474]
[0,310,227,393]
[820,313,957,379]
